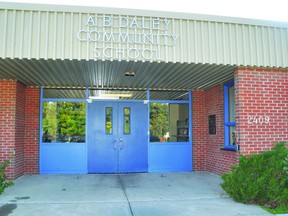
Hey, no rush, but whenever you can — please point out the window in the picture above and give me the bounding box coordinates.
[105,107,113,134]
[123,107,131,134]
[42,102,86,143]
[224,81,236,150]
[150,103,189,142]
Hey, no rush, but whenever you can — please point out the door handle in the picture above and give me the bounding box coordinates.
[113,140,117,150]
[119,138,123,149]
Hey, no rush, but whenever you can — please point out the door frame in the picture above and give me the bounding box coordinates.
[39,88,193,174]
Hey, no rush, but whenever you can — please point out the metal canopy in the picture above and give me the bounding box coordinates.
[0,58,236,92]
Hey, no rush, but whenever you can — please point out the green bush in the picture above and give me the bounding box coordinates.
[0,159,14,195]
[284,153,288,177]
[221,142,288,209]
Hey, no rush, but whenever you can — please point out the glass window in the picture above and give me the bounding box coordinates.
[42,102,86,143]
[43,89,86,99]
[229,85,235,122]
[124,107,131,134]
[150,103,189,142]
[224,81,236,149]
[229,126,236,145]
[105,107,113,134]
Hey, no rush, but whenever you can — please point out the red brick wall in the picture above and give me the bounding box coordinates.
[192,90,206,171]
[24,88,40,174]
[0,80,17,178]
[0,80,40,178]
[235,68,288,155]
[192,85,238,175]
[204,85,238,175]
[193,68,287,175]
[14,82,26,178]
[0,80,27,178]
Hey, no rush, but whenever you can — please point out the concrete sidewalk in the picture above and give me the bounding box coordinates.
[0,172,271,216]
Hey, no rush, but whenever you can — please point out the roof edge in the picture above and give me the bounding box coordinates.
[0,2,287,28]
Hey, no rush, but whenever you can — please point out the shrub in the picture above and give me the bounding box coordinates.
[0,158,14,195]
[221,142,288,209]
[284,154,288,177]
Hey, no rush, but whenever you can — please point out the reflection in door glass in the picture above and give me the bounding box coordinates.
[150,103,189,142]
[124,107,131,134]
[106,107,113,134]
[42,102,86,143]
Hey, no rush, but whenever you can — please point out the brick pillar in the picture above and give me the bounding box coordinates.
[0,80,26,179]
[192,90,207,171]
[24,88,40,174]
[0,80,40,179]
[15,82,26,178]
[235,68,288,155]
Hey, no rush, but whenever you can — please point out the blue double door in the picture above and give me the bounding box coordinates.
[88,101,148,173]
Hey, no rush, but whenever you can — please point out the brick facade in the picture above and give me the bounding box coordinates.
[192,85,238,175]
[14,82,26,178]
[0,80,18,179]
[192,91,206,171]
[235,68,288,155]
[205,85,238,174]
[24,88,40,174]
[0,80,40,179]
[193,68,288,176]
[0,80,27,178]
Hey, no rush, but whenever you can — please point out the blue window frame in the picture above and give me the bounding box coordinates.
[224,81,236,150]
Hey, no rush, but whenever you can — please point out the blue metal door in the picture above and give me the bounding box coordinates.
[88,101,117,173]
[88,101,148,173]
[118,102,148,172]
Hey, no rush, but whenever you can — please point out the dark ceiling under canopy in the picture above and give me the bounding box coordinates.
[0,58,236,93]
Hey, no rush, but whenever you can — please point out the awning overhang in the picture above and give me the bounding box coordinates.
[0,58,236,92]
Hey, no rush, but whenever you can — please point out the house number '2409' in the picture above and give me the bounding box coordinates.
[247,116,270,124]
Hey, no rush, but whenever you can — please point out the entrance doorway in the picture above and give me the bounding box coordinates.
[40,89,192,174]
[87,101,148,173]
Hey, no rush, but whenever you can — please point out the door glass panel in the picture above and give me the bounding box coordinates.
[105,107,113,134]
[124,107,131,134]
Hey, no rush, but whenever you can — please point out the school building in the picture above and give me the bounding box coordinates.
[0,2,287,179]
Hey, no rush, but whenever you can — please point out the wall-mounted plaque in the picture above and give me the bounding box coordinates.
[209,115,216,134]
